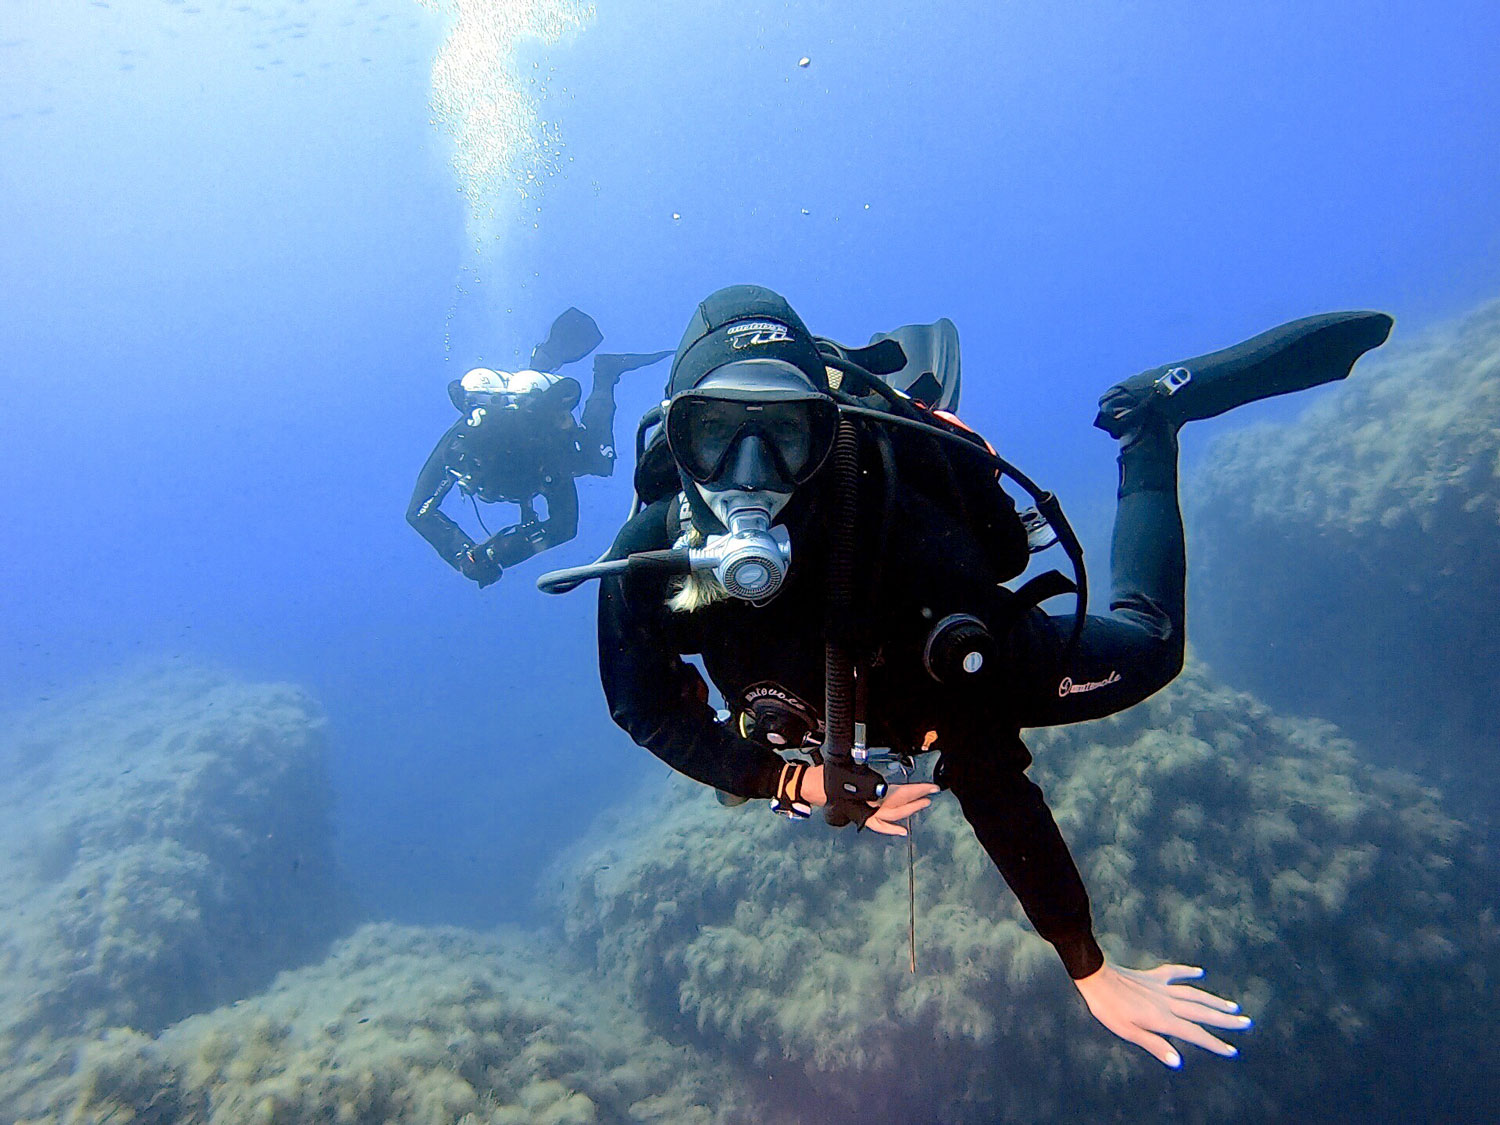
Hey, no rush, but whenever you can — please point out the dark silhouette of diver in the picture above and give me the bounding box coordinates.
[556,285,1392,1067]
[406,308,671,586]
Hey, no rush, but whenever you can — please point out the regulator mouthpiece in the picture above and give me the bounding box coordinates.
[689,505,791,600]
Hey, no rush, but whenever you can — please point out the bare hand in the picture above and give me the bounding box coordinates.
[800,767,938,836]
[1073,961,1251,1068]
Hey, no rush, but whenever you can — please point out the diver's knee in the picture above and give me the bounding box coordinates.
[1150,636,1185,691]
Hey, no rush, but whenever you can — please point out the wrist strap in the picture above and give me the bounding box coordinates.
[770,761,812,820]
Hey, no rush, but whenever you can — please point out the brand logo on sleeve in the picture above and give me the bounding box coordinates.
[1058,670,1121,698]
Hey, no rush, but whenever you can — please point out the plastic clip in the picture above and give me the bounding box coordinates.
[1156,366,1192,396]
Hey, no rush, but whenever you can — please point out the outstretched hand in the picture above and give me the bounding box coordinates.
[800,766,938,836]
[1074,961,1251,1068]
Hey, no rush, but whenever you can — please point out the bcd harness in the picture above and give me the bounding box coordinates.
[537,335,1091,823]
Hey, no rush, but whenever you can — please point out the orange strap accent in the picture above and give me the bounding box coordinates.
[931,409,1000,478]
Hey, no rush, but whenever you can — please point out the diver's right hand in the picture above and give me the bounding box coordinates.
[1074,961,1250,1067]
[800,766,938,837]
[459,545,502,588]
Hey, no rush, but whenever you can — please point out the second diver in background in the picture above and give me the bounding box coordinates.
[406,307,672,587]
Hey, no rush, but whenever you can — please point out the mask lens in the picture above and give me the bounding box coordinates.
[756,398,837,482]
[668,396,741,481]
[667,393,837,485]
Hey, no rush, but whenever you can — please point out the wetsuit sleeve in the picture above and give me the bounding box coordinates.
[940,733,1104,979]
[479,474,581,568]
[597,509,787,800]
[405,423,475,571]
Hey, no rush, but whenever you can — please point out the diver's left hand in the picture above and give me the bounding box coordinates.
[799,768,937,836]
[1073,961,1251,1068]
[862,782,939,837]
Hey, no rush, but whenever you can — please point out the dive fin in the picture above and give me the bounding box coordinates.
[839,337,908,377]
[531,307,604,372]
[868,318,963,412]
[1095,310,1394,438]
[593,349,674,383]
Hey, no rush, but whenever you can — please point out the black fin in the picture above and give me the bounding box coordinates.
[593,349,673,382]
[531,308,604,372]
[838,337,908,376]
[869,319,962,412]
[1096,310,1394,437]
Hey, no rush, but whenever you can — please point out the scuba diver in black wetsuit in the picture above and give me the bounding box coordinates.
[548,285,1392,1068]
[406,307,672,586]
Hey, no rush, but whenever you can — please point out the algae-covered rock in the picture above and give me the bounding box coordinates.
[1186,299,1500,795]
[0,666,353,1116]
[560,665,1498,1124]
[20,923,778,1125]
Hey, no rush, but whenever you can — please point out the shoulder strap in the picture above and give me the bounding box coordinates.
[993,570,1077,635]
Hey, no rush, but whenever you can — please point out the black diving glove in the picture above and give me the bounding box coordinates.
[821,759,887,829]
[458,544,503,588]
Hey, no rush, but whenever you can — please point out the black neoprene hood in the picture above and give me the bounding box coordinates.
[666,284,829,398]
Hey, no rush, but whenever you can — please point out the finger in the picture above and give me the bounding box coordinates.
[864,819,907,837]
[867,804,928,829]
[1121,1027,1181,1069]
[873,797,932,822]
[1162,1016,1238,1058]
[885,783,939,804]
[1169,999,1254,1032]
[871,792,932,813]
[1165,984,1242,1013]
[1146,964,1205,984]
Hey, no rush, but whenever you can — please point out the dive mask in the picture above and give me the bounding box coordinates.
[665,374,838,488]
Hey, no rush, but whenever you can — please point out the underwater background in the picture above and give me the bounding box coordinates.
[1,1,1497,1121]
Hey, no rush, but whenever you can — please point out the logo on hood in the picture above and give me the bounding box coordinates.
[727,320,794,349]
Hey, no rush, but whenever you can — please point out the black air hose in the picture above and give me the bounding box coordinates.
[819,418,887,826]
[822,417,860,765]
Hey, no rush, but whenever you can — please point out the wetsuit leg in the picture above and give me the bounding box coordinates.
[1009,414,1185,726]
[1109,414,1185,645]
[574,370,621,477]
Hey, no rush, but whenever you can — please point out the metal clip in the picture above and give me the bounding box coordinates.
[1020,507,1058,553]
[1156,366,1192,395]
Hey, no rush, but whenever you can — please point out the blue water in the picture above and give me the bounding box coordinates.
[2,0,1497,1007]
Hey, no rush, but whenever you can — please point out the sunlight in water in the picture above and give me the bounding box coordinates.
[417,0,594,248]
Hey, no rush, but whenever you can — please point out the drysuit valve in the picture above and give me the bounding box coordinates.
[922,614,996,685]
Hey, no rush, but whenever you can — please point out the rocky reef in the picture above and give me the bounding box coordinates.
[4,629,1495,1120]
[560,665,1499,1124]
[22,923,775,1125]
[0,667,353,1118]
[1185,299,1500,803]
[0,668,779,1125]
